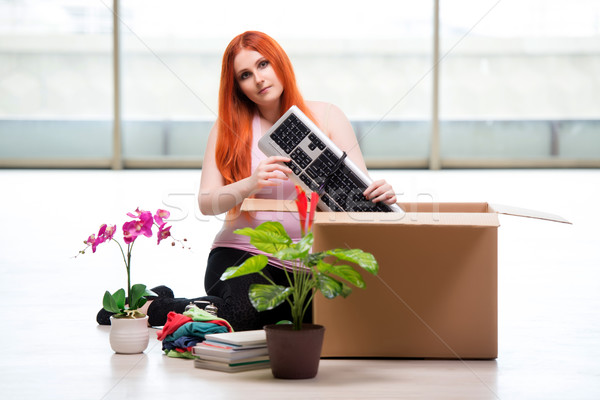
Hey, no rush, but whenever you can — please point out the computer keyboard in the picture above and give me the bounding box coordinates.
[258,106,403,213]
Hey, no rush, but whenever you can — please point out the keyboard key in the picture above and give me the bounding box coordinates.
[291,148,312,169]
[308,133,326,151]
[285,160,301,175]
[299,173,312,186]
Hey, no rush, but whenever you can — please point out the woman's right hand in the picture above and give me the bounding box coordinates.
[248,156,292,194]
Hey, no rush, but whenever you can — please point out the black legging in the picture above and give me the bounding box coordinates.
[148,247,310,330]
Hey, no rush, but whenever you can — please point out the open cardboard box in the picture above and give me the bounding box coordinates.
[241,199,570,359]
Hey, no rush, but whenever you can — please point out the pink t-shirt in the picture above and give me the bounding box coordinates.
[211,113,303,270]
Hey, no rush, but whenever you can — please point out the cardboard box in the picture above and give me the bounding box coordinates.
[241,199,569,359]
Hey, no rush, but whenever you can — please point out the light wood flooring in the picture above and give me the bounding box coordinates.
[0,169,598,399]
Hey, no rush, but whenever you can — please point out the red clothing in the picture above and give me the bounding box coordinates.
[156,312,193,340]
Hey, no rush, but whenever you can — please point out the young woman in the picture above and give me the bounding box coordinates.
[97,31,397,330]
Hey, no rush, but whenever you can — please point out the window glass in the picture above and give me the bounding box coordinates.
[119,0,432,164]
[0,0,113,161]
[440,0,600,162]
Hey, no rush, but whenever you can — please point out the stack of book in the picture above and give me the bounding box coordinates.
[192,329,270,372]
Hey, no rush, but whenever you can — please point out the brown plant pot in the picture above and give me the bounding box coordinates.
[264,323,325,379]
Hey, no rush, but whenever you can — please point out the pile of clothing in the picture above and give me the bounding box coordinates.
[157,307,233,359]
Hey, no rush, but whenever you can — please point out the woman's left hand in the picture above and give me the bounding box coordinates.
[363,179,397,205]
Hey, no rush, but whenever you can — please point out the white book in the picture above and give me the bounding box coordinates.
[202,339,266,350]
[203,329,267,347]
[193,358,270,373]
[195,354,269,364]
[192,343,269,362]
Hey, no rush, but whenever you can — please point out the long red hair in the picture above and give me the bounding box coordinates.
[216,31,315,185]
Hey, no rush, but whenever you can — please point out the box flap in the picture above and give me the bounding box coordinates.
[489,204,571,224]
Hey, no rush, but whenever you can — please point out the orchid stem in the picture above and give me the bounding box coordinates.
[126,241,134,305]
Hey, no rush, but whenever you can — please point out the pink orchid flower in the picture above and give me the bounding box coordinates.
[122,210,153,244]
[157,224,172,245]
[122,220,137,244]
[154,209,170,226]
[126,208,142,219]
[104,224,116,240]
[92,224,108,252]
[138,211,154,237]
[84,234,96,246]
[92,224,117,252]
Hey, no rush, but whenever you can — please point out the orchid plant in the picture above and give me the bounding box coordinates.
[79,208,183,319]
[220,186,379,330]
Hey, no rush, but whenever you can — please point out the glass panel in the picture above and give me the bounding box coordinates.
[0,0,113,161]
[119,0,432,164]
[440,0,600,161]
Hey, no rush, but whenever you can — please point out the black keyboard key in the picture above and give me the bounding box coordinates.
[285,160,301,176]
[299,173,312,187]
[296,120,311,136]
[320,193,334,208]
[270,116,311,154]
[306,149,338,179]
[306,167,319,180]
[298,173,318,191]
[291,148,312,169]
[308,133,326,151]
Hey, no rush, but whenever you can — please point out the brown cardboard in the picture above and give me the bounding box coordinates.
[241,199,569,359]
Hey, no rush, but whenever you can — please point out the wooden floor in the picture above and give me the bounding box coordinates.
[0,169,598,400]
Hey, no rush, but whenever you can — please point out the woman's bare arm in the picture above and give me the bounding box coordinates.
[198,123,292,215]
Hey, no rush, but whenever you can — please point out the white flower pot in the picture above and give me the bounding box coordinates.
[109,315,150,354]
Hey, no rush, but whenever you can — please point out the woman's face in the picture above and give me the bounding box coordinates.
[233,48,283,108]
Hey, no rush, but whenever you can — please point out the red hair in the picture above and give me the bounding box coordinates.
[216,31,316,185]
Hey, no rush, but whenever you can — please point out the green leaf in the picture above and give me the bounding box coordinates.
[273,232,314,261]
[129,283,149,309]
[102,290,121,313]
[234,222,292,253]
[248,283,292,311]
[305,252,326,267]
[325,249,379,275]
[317,261,366,288]
[339,281,353,298]
[316,274,344,299]
[220,255,269,280]
[112,288,126,309]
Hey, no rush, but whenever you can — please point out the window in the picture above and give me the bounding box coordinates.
[118,0,432,166]
[0,0,113,165]
[1,0,598,168]
[439,0,600,166]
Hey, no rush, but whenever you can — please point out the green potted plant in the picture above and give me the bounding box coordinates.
[220,186,379,378]
[79,208,185,354]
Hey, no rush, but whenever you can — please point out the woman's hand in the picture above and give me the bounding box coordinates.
[363,179,397,206]
[248,156,292,194]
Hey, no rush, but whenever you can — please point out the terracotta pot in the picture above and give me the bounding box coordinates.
[109,315,149,354]
[264,323,325,379]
